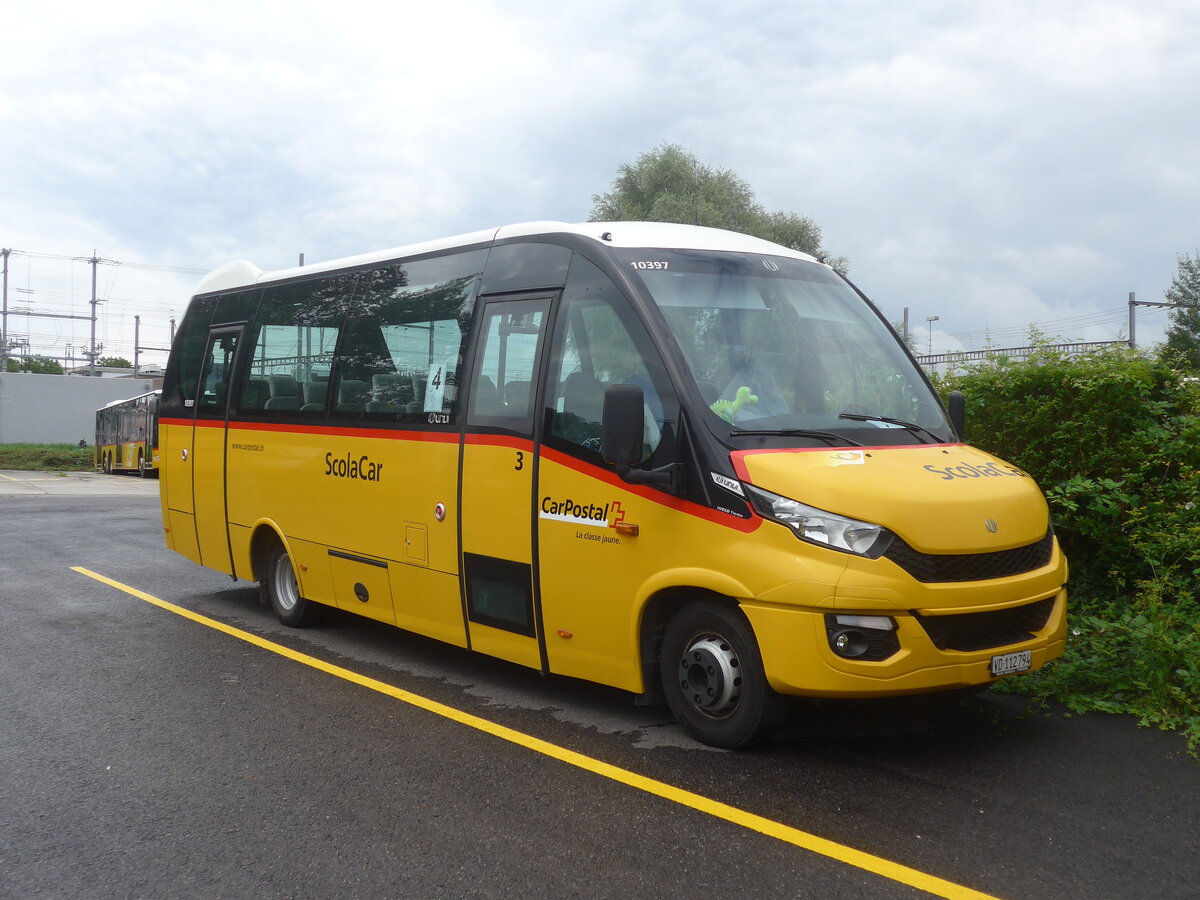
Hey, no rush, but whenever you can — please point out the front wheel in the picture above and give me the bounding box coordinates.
[660,599,785,749]
[262,541,317,627]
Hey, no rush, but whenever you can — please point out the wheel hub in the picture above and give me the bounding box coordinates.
[273,552,299,612]
[679,636,742,714]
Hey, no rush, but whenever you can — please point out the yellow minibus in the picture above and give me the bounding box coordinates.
[159,222,1067,747]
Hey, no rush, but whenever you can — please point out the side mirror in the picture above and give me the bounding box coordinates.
[948,391,966,441]
[601,384,644,471]
[601,383,684,493]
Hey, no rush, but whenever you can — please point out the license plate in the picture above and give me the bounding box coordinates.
[990,649,1032,677]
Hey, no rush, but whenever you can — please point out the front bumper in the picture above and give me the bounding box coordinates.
[741,587,1068,697]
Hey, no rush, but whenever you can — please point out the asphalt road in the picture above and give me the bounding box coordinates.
[1,474,1197,899]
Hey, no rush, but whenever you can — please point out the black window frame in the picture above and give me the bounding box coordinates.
[541,255,680,474]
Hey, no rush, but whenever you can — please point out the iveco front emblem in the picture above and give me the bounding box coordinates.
[985,519,998,533]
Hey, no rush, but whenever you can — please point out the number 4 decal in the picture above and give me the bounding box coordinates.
[425,363,447,413]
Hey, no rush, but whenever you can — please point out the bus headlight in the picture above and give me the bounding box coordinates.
[745,485,894,558]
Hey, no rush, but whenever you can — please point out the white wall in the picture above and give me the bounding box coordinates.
[0,373,155,444]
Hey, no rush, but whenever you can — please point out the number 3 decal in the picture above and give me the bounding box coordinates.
[515,451,524,471]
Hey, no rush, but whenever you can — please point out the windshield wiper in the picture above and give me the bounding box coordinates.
[729,428,866,447]
[838,412,944,443]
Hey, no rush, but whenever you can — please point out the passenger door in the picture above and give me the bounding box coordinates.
[459,295,554,670]
[190,325,243,575]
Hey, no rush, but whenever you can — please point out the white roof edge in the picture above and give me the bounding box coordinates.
[499,221,816,260]
[192,226,502,293]
[193,221,818,293]
[192,260,265,295]
[568,221,819,261]
[100,388,160,409]
[262,225,502,285]
[493,220,576,240]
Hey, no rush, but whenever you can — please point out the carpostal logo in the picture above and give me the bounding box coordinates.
[539,496,626,529]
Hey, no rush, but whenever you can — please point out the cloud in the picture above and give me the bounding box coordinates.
[2,0,1197,364]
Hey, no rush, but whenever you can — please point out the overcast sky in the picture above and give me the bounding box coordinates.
[2,0,1197,367]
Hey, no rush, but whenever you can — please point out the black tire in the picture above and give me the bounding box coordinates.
[262,540,317,627]
[660,599,785,749]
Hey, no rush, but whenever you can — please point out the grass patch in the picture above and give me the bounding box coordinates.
[0,443,94,471]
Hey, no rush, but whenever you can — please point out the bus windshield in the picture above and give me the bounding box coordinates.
[620,249,951,441]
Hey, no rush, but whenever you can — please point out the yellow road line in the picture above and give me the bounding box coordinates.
[73,565,999,900]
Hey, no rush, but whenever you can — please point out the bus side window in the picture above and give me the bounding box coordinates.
[337,253,483,422]
[197,333,239,412]
[164,296,217,413]
[238,276,349,416]
[546,257,675,463]
[468,301,549,429]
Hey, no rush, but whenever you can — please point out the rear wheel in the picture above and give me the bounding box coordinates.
[660,599,784,749]
[263,540,316,627]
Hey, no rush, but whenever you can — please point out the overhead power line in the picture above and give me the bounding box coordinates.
[950,306,1133,342]
[8,248,207,275]
[11,286,181,307]
[115,260,209,275]
[2,245,195,373]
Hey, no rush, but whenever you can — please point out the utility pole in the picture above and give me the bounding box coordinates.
[77,250,117,375]
[89,251,99,376]
[1127,290,1179,349]
[134,315,140,376]
[1,248,9,374]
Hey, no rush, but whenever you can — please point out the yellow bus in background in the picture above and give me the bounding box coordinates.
[96,390,160,477]
[158,222,1067,748]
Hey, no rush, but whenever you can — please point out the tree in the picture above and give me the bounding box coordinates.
[5,355,64,374]
[96,356,132,368]
[1163,251,1200,371]
[590,144,844,269]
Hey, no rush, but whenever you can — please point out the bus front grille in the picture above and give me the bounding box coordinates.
[912,596,1056,652]
[883,530,1054,583]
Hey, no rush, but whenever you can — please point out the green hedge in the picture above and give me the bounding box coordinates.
[0,443,94,471]
[935,346,1200,752]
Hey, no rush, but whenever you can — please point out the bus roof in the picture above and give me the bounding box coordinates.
[191,221,821,296]
[98,389,160,411]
